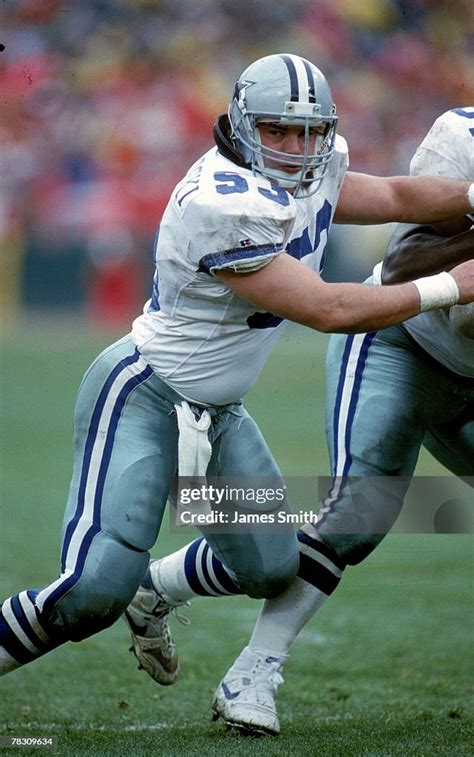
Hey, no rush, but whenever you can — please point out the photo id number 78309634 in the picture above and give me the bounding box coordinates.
[0,736,57,748]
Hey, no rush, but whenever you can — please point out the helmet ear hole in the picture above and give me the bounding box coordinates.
[228,53,338,196]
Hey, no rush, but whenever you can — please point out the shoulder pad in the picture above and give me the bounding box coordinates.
[410,108,474,179]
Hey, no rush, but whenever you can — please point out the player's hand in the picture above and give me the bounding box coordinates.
[449,260,474,305]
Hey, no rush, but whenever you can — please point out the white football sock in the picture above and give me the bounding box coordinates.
[248,577,329,657]
[150,545,195,604]
[150,538,240,604]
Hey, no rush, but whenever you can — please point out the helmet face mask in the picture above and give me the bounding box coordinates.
[228,54,338,197]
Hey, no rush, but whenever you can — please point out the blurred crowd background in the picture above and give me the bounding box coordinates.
[1,0,473,327]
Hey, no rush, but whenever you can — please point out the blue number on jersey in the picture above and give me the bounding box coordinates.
[214,173,289,206]
[286,201,331,264]
[451,107,474,137]
[258,184,290,207]
[248,201,333,329]
[214,172,249,195]
[149,229,161,312]
[314,200,333,271]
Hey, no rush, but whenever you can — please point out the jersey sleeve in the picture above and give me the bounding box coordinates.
[196,216,287,274]
[184,178,297,275]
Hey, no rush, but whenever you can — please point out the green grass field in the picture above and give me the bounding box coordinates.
[0,321,472,755]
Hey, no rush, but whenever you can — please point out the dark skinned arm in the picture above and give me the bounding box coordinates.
[382,216,473,285]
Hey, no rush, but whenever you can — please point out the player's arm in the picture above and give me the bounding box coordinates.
[381,217,473,284]
[216,253,474,334]
[333,171,474,225]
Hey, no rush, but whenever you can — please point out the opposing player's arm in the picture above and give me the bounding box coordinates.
[334,172,474,225]
[382,218,473,284]
[216,253,474,334]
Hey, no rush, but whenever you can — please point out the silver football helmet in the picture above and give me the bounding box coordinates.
[228,53,338,196]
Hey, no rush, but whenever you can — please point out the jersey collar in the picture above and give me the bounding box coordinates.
[213,114,250,169]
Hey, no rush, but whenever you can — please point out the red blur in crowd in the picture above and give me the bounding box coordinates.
[1,0,472,325]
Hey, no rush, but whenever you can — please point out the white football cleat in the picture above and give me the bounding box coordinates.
[212,647,284,736]
[123,582,189,686]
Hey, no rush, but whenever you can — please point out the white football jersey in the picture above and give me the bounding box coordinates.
[132,135,349,404]
[402,107,474,377]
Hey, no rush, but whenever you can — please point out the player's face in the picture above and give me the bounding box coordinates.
[257,122,324,173]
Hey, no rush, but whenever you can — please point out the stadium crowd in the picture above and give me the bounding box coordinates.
[1,0,472,323]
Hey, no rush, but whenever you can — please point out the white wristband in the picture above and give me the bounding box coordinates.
[412,271,460,312]
[468,182,474,210]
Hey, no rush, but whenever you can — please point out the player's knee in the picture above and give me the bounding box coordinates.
[239,558,298,599]
[56,586,131,642]
[50,533,150,641]
[328,534,384,566]
[51,559,149,642]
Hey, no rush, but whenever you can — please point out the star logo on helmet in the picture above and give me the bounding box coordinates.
[237,79,256,107]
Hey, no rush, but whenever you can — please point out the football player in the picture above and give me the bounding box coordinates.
[2,56,474,685]
[134,107,473,734]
